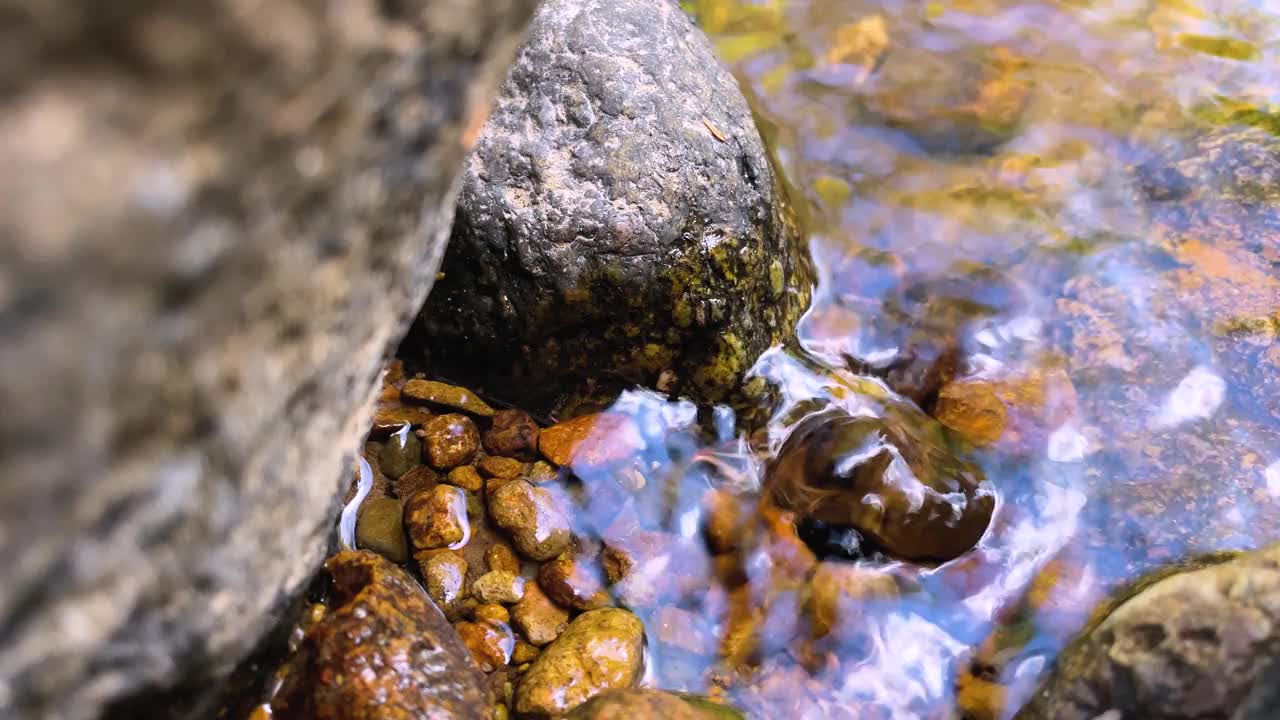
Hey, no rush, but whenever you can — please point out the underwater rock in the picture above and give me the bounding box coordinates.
[538,413,645,469]
[271,551,488,720]
[538,552,611,611]
[766,408,994,562]
[511,581,571,647]
[486,542,523,574]
[421,550,470,619]
[355,497,409,563]
[402,379,496,418]
[934,367,1077,450]
[1016,544,1280,720]
[805,560,901,638]
[455,619,515,672]
[405,485,471,551]
[0,1,537,717]
[446,465,485,493]
[514,608,646,718]
[411,0,812,415]
[379,430,423,480]
[488,480,573,561]
[472,570,527,605]
[423,413,482,470]
[566,689,743,719]
[484,410,543,461]
[861,45,1029,153]
[478,455,526,479]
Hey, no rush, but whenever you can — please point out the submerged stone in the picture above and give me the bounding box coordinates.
[379,430,423,480]
[423,413,481,469]
[355,497,408,564]
[514,608,646,717]
[566,689,743,719]
[484,409,542,460]
[402,379,496,418]
[488,480,572,561]
[766,408,994,562]
[271,551,487,720]
[411,0,811,415]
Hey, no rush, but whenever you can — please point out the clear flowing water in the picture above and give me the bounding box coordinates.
[584,1,1280,717]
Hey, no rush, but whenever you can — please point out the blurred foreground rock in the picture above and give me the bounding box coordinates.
[1016,545,1280,719]
[0,1,536,718]
[412,0,812,416]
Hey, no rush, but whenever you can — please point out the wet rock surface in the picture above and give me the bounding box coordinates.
[355,497,409,563]
[423,414,482,469]
[0,2,537,718]
[514,608,646,718]
[488,480,573,561]
[270,551,488,720]
[411,0,812,415]
[566,689,742,719]
[767,407,994,562]
[1017,545,1280,720]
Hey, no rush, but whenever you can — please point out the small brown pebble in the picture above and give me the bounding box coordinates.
[369,406,435,438]
[488,480,572,561]
[355,497,408,563]
[486,475,515,497]
[455,619,514,671]
[538,553,610,610]
[473,570,527,604]
[512,640,540,664]
[527,461,559,484]
[483,409,541,460]
[446,465,485,492]
[379,430,423,480]
[511,581,570,646]
[479,455,526,479]
[402,379,496,417]
[806,560,901,638]
[486,543,522,574]
[475,603,511,625]
[538,413,645,468]
[394,465,438,500]
[405,484,470,550]
[421,550,469,617]
[422,413,481,469]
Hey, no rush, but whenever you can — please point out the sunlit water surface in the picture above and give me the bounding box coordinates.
[582,1,1280,717]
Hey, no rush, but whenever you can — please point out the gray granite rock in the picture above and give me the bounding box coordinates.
[413,0,812,415]
[0,1,536,719]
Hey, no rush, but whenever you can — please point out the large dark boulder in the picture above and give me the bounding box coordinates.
[413,0,812,416]
[0,1,536,719]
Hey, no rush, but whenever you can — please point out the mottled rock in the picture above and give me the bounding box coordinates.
[934,367,1077,449]
[488,480,572,561]
[484,410,542,460]
[805,561,901,638]
[473,571,527,605]
[539,413,645,468]
[406,485,471,551]
[486,543,523,574]
[446,465,485,493]
[767,407,994,562]
[412,0,812,415]
[0,0,537,716]
[538,553,611,610]
[527,461,560,485]
[512,640,541,665]
[602,531,711,608]
[1017,545,1280,720]
[479,456,526,479]
[702,489,748,554]
[271,552,487,720]
[475,603,511,626]
[862,44,1029,153]
[370,406,436,438]
[423,413,481,469]
[356,497,409,564]
[456,620,515,672]
[514,608,646,717]
[421,550,470,619]
[566,690,741,720]
[511,582,571,647]
[395,465,440,501]
[402,379,496,417]
[379,431,423,480]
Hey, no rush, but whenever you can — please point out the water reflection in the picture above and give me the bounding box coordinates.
[563,0,1280,716]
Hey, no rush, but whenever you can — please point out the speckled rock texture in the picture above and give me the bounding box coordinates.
[0,2,536,719]
[270,551,488,720]
[1016,544,1280,719]
[412,0,812,415]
